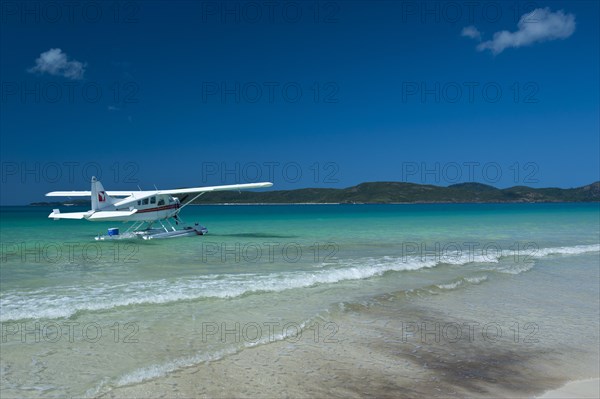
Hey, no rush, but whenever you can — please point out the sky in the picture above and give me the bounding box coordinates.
[0,0,599,205]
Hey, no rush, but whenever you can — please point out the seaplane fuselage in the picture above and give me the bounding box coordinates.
[97,193,181,222]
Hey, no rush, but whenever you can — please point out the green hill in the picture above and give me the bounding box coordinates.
[188,181,600,204]
[30,181,600,206]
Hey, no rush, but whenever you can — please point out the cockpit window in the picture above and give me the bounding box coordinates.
[150,196,156,204]
[157,199,165,206]
[142,198,149,205]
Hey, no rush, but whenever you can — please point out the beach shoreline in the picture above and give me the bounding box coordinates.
[96,254,600,398]
[97,307,599,399]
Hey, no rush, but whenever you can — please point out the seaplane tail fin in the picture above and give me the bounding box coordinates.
[90,176,119,211]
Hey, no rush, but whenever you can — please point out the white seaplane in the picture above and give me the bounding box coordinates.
[46,176,273,240]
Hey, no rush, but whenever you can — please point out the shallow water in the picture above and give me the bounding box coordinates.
[1,203,598,397]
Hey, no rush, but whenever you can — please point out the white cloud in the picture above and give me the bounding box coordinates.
[28,48,86,80]
[475,8,575,55]
[461,26,481,41]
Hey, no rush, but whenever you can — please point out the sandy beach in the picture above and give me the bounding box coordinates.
[99,305,598,399]
[539,379,600,398]
[98,255,600,398]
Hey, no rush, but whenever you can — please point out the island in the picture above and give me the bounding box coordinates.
[30,181,600,205]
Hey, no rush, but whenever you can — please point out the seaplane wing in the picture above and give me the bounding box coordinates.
[158,182,273,196]
[46,183,273,199]
[108,182,274,208]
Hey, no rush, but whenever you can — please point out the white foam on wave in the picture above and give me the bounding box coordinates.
[435,275,488,290]
[86,319,311,397]
[464,275,488,284]
[434,244,599,266]
[490,244,599,275]
[492,262,536,275]
[83,347,238,398]
[529,244,600,257]
[114,347,237,388]
[2,244,598,322]
[435,280,463,290]
[0,257,438,322]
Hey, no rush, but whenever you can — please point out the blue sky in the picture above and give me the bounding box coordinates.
[1,0,598,204]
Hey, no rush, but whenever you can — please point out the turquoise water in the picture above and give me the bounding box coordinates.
[1,203,599,397]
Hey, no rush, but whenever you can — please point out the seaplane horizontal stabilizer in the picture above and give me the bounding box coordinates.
[45,191,136,197]
[48,209,93,220]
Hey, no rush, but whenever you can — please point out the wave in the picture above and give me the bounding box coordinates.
[529,244,600,257]
[0,258,438,322]
[435,275,488,290]
[1,244,598,322]
[486,244,599,275]
[335,274,490,310]
[86,318,312,397]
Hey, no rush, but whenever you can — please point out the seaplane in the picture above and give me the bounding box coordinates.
[46,176,273,240]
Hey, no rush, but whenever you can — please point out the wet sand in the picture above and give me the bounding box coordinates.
[98,255,599,399]
[98,304,595,398]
